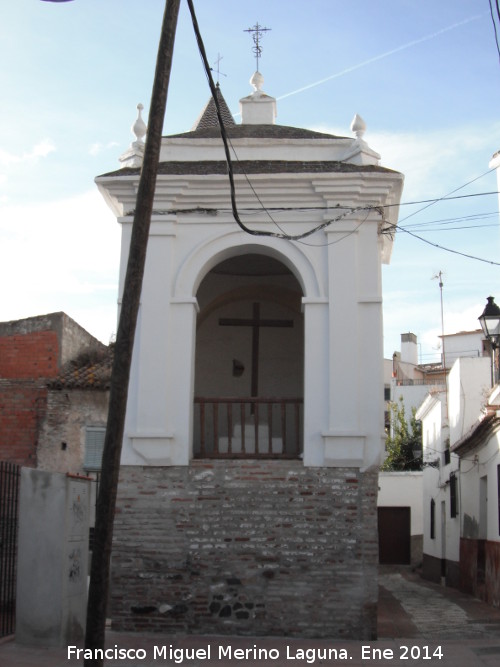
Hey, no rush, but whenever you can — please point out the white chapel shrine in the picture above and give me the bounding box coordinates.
[96,70,403,638]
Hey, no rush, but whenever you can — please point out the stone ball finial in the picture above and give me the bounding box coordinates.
[351,114,366,140]
[132,103,147,143]
[250,71,264,92]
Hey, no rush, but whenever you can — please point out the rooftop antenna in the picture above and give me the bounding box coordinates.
[433,270,449,419]
[244,22,271,71]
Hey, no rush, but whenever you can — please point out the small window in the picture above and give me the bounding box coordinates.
[450,473,458,519]
[384,386,391,402]
[430,498,436,539]
[84,427,105,471]
[443,448,450,466]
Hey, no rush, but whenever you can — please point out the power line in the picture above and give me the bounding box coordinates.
[144,192,500,217]
[385,221,500,266]
[187,0,375,243]
[489,0,500,62]
[397,169,496,224]
[187,0,500,263]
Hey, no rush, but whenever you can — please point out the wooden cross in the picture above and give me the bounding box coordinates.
[219,302,293,397]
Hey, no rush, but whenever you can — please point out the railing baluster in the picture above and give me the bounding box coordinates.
[240,402,245,454]
[295,401,300,456]
[281,402,287,453]
[268,403,273,454]
[193,397,303,459]
[213,402,219,455]
[254,400,259,454]
[199,401,206,457]
[227,402,233,455]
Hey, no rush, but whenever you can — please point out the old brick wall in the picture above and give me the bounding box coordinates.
[0,329,59,380]
[0,312,107,467]
[0,380,46,465]
[0,324,59,467]
[111,461,379,639]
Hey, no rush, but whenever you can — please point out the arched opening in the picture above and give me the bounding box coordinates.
[193,253,304,458]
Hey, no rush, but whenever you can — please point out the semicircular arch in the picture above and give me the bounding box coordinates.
[173,230,322,301]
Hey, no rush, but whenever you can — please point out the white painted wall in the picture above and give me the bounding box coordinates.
[417,392,461,564]
[441,330,484,367]
[97,83,403,469]
[459,427,500,542]
[378,471,423,536]
[448,356,491,446]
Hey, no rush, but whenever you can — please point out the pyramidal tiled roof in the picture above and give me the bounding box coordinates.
[192,83,236,130]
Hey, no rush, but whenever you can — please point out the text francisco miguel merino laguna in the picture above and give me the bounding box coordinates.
[67,644,352,663]
[68,642,444,662]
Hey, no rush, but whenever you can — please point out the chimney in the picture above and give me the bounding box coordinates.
[401,332,418,366]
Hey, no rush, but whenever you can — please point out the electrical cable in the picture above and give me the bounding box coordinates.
[142,193,499,218]
[187,0,500,263]
[397,169,496,224]
[383,221,500,265]
[186,0,381,242]
[489,0,500,62]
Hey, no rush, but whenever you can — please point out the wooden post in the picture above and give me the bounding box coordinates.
[83,1,180,663]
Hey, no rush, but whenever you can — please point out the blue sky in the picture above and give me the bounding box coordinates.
[1,0,499,362]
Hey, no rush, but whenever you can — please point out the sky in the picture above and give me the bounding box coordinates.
[1,0,499,362]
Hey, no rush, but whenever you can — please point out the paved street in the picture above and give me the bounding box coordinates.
[2,568,500,666]
[378,568,500,640]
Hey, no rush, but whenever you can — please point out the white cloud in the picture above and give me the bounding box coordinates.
[0,139,57,199]
[0,139,56,166]
[312,121,500,201]
[89,141,120,157]
[0,189,121,342]
[31,139,56,159]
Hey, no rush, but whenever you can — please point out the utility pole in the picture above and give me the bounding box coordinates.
[84,1,180,663]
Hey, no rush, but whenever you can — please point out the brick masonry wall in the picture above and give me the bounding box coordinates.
[0,380,46,466]
[0,330,59,379]
[0,312,107,467]
[111,461,379,639]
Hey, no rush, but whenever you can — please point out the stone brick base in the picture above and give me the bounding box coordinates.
[111,461,379,639]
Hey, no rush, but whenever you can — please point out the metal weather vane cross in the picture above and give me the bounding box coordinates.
[211,53,226,84]
[244,22,271,72]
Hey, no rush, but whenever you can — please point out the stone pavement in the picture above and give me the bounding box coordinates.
[2,568,500,666]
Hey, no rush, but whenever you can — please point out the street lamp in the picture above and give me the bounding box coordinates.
[479,296,500,386]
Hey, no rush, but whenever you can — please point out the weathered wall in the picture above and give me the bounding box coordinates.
[460,538,500,607]
[37,388,109,474]
[111,461,379,639]
[0,380,45,465]
[16,469,90,647]
[0,312,106,467]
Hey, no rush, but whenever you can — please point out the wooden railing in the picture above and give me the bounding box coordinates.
[193,397,303,459]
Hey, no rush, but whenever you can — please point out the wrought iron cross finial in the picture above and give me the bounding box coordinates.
[244,22,271,71]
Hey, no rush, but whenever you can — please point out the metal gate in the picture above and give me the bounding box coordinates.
[0,462,20,638]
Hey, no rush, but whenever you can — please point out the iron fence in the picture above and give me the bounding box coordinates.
[0,462,20,638]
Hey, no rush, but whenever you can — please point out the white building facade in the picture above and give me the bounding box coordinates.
[417,355,492,589]
[451,384,500,605]
[96,75,403,637]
